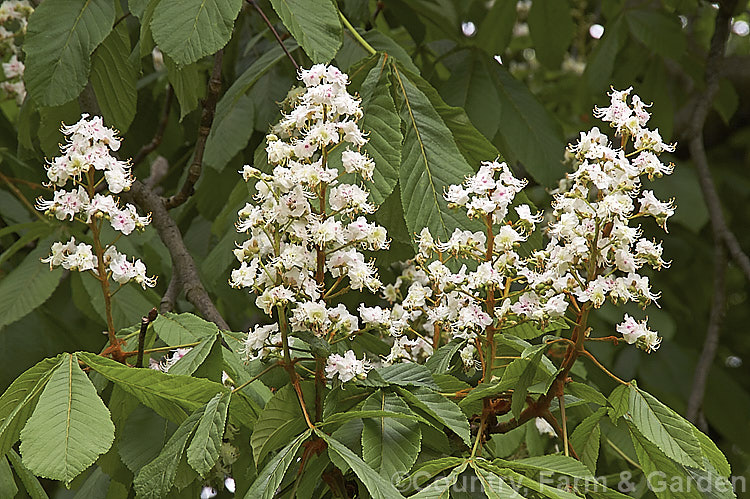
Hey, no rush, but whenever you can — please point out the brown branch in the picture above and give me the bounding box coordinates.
[136,308,159,368]
[164,51,223,209]
[159,273,181,313]
[133,86,173,167]
[126,179,230,330]
[246,0,299,70]
[684,0,738,423]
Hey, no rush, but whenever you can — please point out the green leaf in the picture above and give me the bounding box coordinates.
[0,240,64,330]
[118,405,168,474]
[79,271,158,332]
[358,55,401,205]
[23,0,115,106]
[475,1,516,55]
[169,335,220,376]
[627,386,703,468]
[625,9,686,60]
[152,312,220,345]
[570,407,606,474]
[509,348,551,418]
[527,0,574,68]
[585,17,626,92]
[361,391,421,478]
[608,384,630,421]
[321,409,424,427]
[316,429,406,499]
[151,0,242,66]
[489,63,565,186]
[251,384,308,465]
[566,382,608,406]
[133,404,204,499]
[0,455,17,498]
[470,462,524,499]
[0,355,63,456]
[377,362,439,390]
[391,63,477,241]
[90,19,137,132]
[425,340,463,374]
[187,392,229,477]
[204,94,255,172]
[78,353,228,423]
[19,354,115,484]
[164,55,204,120]
[410,461,467,499]
[397,387,471,447]
[244,430,311,499]
[694,428,731,478]
[477,462,581,499]
[269,0,342,63]
[7,449,48,499]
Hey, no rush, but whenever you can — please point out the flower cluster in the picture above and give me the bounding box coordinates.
[231,64,389,374]
[0,0,32,104]
[36,115,156,289]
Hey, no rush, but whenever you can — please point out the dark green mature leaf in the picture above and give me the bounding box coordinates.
[470,462,524,499]
[316,428,406,499]
[489,63,565,186]
[377,362,439,390]
[0,240,64,330]
[152,312,220,345]
[608,384,630,421]
[410,461,467,499]
[398,457,466,493]
[477,462,581,499]
[7,449,48,499]
[475,0,516,55]
[585,17,627,92]
[269,0,342,63]
[118,405,168,474]
[251,384,307,465]
[511,348,551,418]
[627,386,703,468]
[362,391,421,478]
[397,387,471,446]
[90,19,137,132]
[164,55,204,120]
[23,0,115,106]
[392,63,477,242]
[19,354,115,484]
[0,356,63,456]
[570,408,606,474]
[133,405,204,499]
[321,409,424,427]
[0,455,17,498]
[425,340,463,374]
[625,9,686,60]
[358,56,401,205]
[244,430,311,499]
[78,353,227,423]
[151,0,242,66]
[204,94,255,172]
[187,392,229,477]
[527,0,574,69]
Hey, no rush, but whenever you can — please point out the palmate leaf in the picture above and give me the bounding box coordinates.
[150,0,243,66]
[269,0,342,63]
[19,354,115,484]
[245,430,311,499]
[152,312,220,345]
[316,429,406,499]
[187,392,229,477]
[23,0,115,106]
[391,62,478,242]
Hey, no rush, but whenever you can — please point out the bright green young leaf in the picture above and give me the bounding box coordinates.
[397,387,471,447]
[377,362,439,390]
[695,428,731,478]
[391,63,477,242]
[90,19,137,132]
[118,405,168,474]
[0,355,62,456]
[358,55,401,205]
[608,384,630,421]
[570,407,607,474]
[476,462,581,499]
[470,462,524,499]
[251,384,308,465]
[566,382,608,406]
[316,428,406,499]
[527,0,574,69]
[169,335,220,376]
[244,430,311,499]
[78,353,228,423]
[151,0,242,66]
[321,409,424,427]
[269,0,342,63]
[19,354,115,484]
[23,0,115,106]
[410,461,467,499]
[511,348,547,419]
[152,312,220,345]
[133,404,204,499]
[187,392,229,477]
[362,390,421,478]
[0,240,64,330]
[6,449,48,499]
[424,340,463,374]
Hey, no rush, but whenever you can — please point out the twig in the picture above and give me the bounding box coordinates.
[159,273,181,313]
[133,86,173,167]
[684,0,737,424]
[136,308,159,368]
[246,0,299,70]
[164,51,223,209]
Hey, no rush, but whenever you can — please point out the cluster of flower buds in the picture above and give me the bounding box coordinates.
[36,115,156,290]
[232,65,390,381]
[0,0,32,104]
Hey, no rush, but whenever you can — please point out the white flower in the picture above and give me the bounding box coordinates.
[325,350,371,383]
[616,314,661,353]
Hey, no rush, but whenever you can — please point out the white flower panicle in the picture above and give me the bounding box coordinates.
[232,65,389,372]
[325,350,372,383]
[0,0,32,104]
[36,115,156,290]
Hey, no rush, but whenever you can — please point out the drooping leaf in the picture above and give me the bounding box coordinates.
[19,354,115,484]
[204,94,255,172]
[0,455,17,498]
[251,384,308,466]
[6,449,48,499]
[397,387,471,447]
[607,384,630,421]
[316,429,406,499]
[90,19,137,132]
[510,347,548,419]
[118,405,168,474]
[410,461,467,499]
[527,0,574,69]
[23,0,115,106]
[362,390,421,478]
[78,353,227,423]
[152,312,220,346]
[0,240,64,330]
[187,392,229,477]
[391,63,477,242]
[164,55,205,120]
[268,0,342,63]
[244,430,311,499]
[585,17,627,93]
[476,462,581,499]
[570,407,607,474]
[625,9,686,60]
[151,0,243,66]
[475,0,517,55]
[470,462,524,499]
